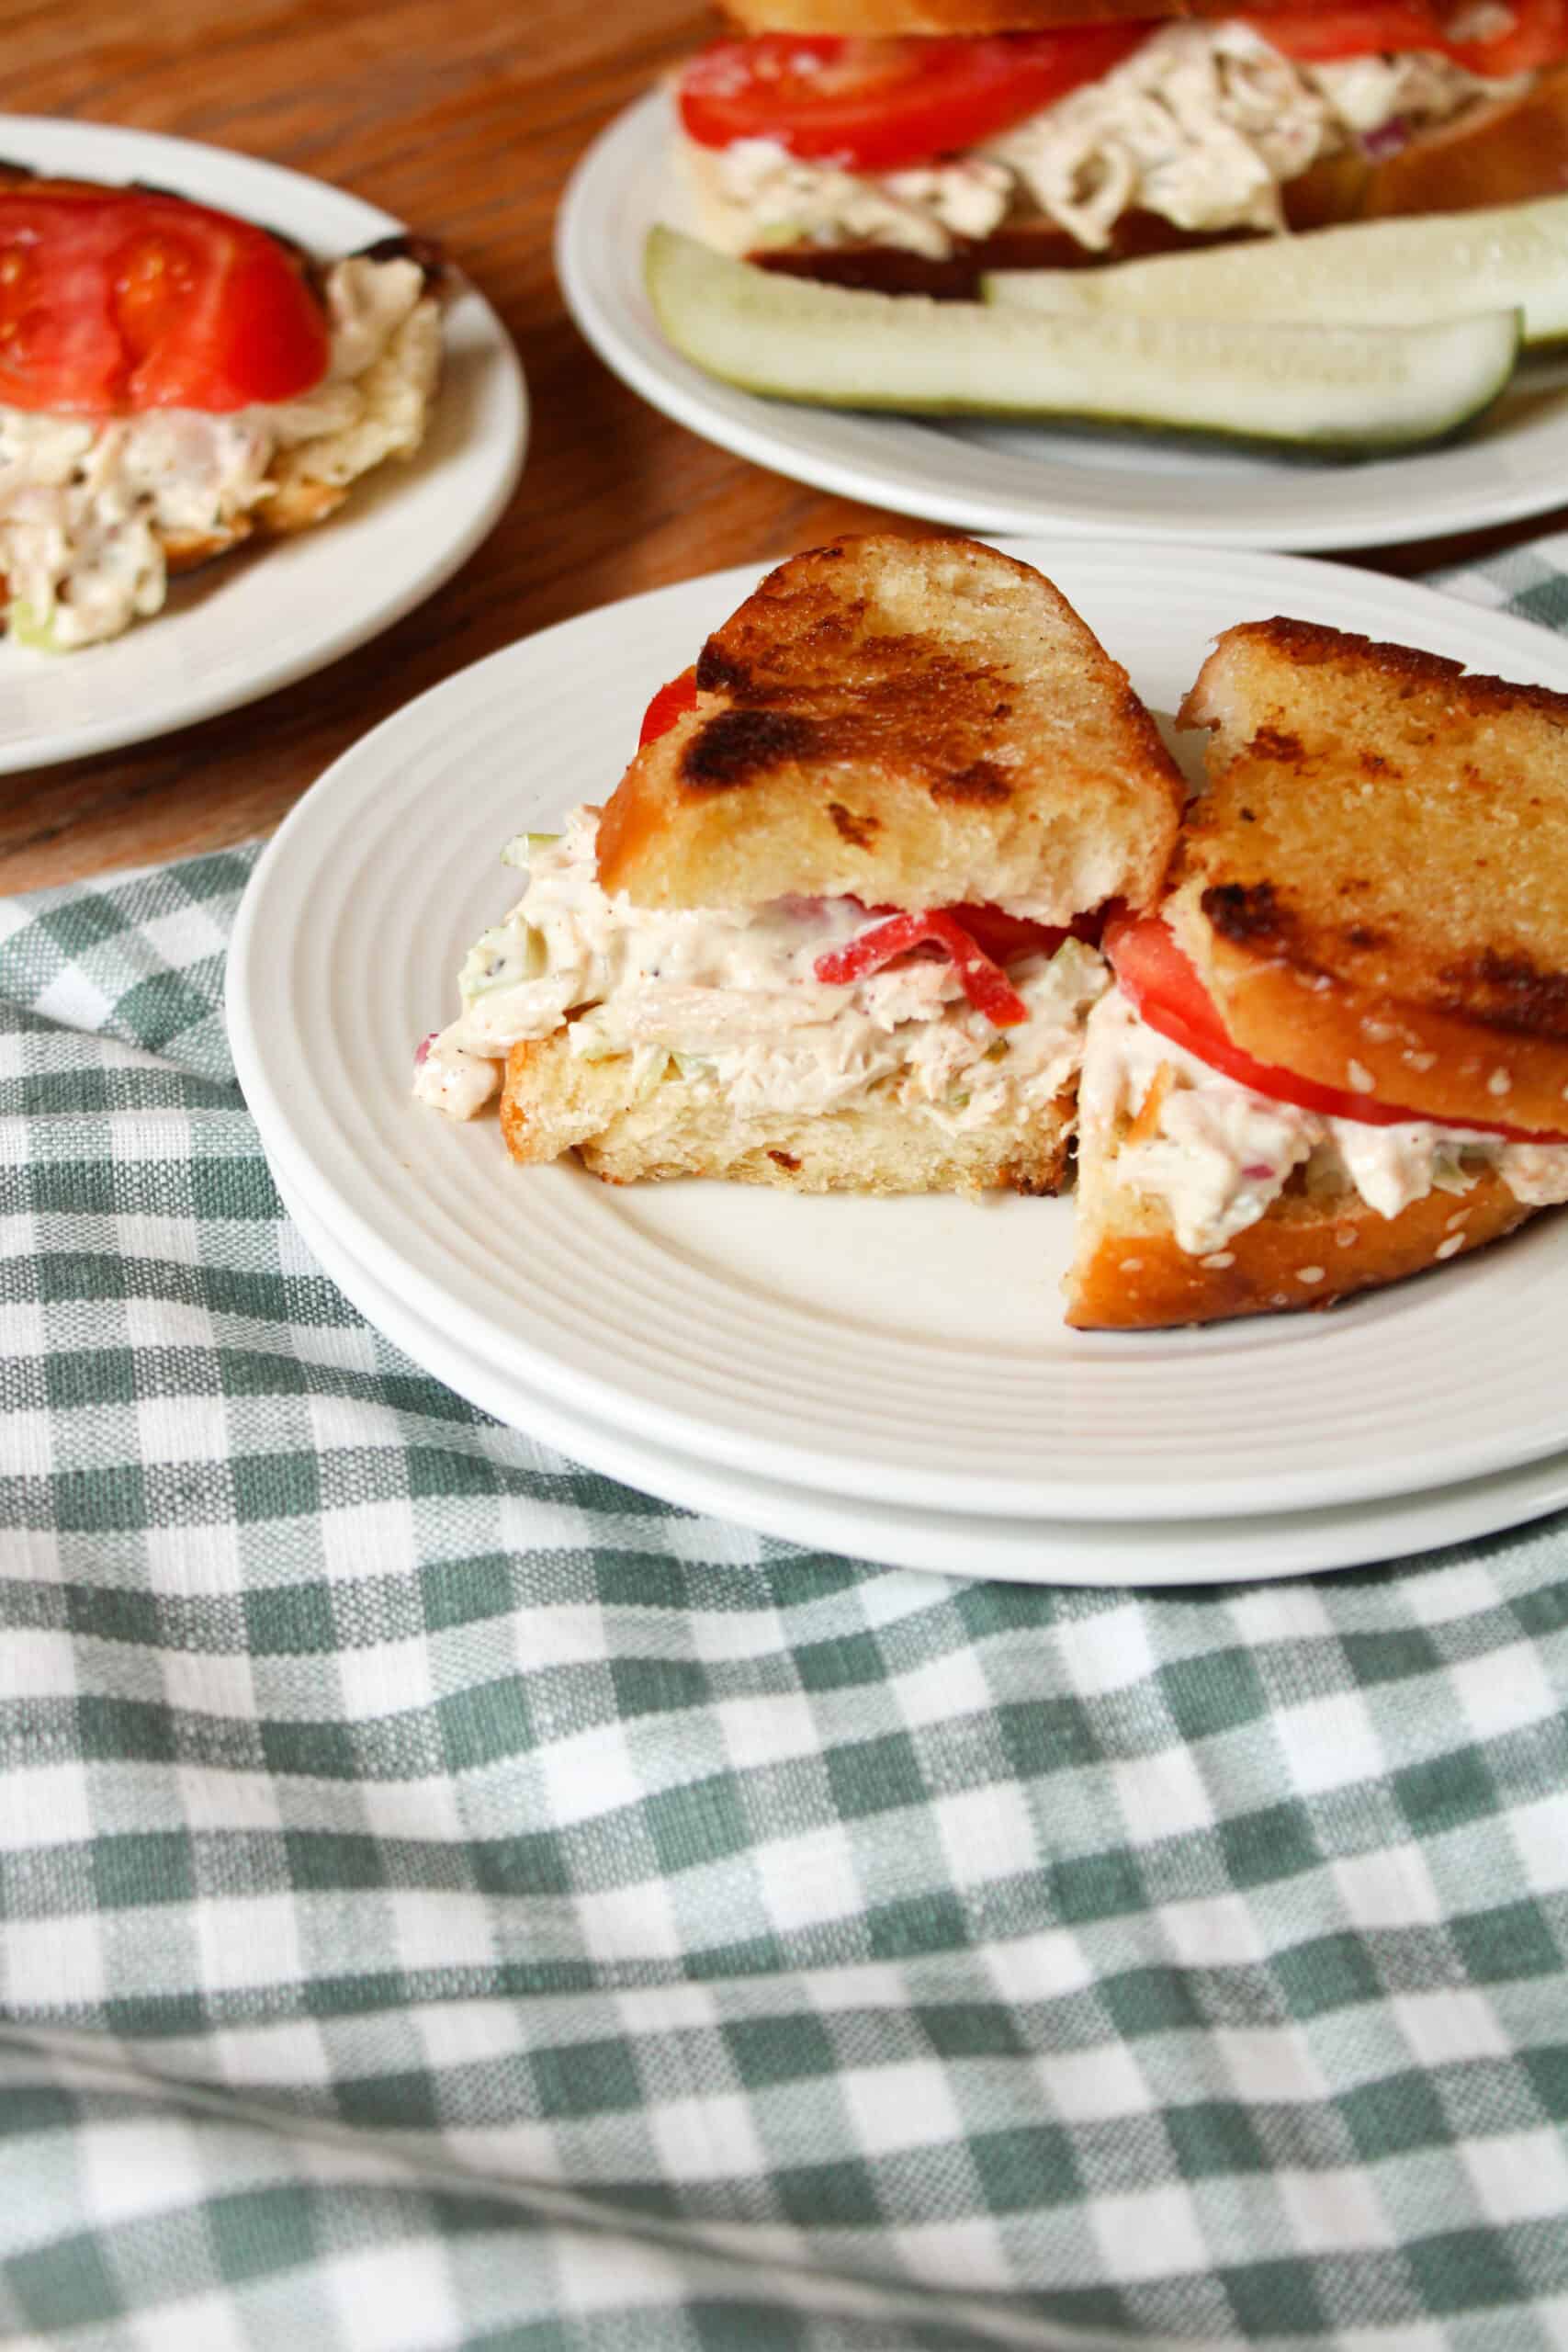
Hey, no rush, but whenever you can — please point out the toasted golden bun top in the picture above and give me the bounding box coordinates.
[1172,616,1568,1135]
[596,534,1184,922]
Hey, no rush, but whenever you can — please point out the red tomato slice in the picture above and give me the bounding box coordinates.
[0,185,330,415]
[678,28,1145,171]
[1105,913,1566,1139]
[952,902,1109,964]
[816,909,1030,1026]
[637,668,699,748]
[1244,4,1453,61]
[1251,0,1568,68]
[1446,0,1568,74]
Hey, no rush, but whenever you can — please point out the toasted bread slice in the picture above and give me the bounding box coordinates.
[1170,619,1568,1136]
[500,1033,1073,1195]
[1066,1091,1534,1329]
[597,536,1183,921]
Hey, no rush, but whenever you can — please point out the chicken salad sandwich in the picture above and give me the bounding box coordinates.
[1068,613,1568,1326]
[0,167,445,651]
[415,533,1184,1195]
[671,0,1568,297]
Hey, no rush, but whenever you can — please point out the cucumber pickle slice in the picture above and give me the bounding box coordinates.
[646,227,1519,457]
[983,196,1568,351]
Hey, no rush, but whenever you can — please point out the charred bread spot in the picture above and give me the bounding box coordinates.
[766,1150,802,1171]
[681,707,818,790]
[931,760,1011,807]
[694,642,751,697]
[1344,925,1385,950]
[352,230,446,288]
[829,802,878,849]
[1359,751,1393,776]
[1435,947,1568,1040]
[1201,880,1291,947]
[1247,726,1304,764]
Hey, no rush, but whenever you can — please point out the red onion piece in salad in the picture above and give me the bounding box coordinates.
[1361,115,1411,159]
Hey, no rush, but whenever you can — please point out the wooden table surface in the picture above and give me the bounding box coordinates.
[2,0,1564,894]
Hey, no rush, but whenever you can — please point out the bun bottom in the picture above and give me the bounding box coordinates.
[751,211,1247,301]
[501,1033,1074,1196]
[1066,1161,1534,1330]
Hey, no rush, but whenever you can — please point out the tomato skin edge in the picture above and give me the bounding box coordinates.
[0,184,331,415]
[637,668,699,748]
[1104,913,1568,1143]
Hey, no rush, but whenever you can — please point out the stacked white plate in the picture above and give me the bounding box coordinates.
[227,542,1568,1586]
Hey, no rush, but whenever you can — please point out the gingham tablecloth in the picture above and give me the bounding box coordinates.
[3,541,1568,2352]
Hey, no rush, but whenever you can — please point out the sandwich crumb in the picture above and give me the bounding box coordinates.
[1346,1060,1375,1092]
[1297,1265,1325,1284]
[1445,1209,1472,1231]
[1436,1236,1466,1260]
[1335,1228,1358,1249]
[1487,1069,1512,1095]
[1200,1250,1235,1269]
[1119,1257,1144,1272]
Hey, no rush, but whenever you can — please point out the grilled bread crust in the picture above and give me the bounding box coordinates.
[159,481,353,578]
[596,536,1184,921]
[500,1033,1074,1195]
[1066,1112,1534,1329]
[1170,617,1568,1137]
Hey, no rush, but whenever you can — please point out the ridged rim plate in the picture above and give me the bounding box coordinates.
[0,116,527,773]
[275,1161,1568,1586]
[558,90,1568,557]
[228,541,1568,1521]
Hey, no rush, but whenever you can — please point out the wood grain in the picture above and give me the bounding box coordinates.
[0,0,1562,893]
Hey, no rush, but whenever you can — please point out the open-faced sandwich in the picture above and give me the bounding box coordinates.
[670,0,1568,295]
[644,1,1568,456]
[1067,615,1568,1324]
[414,533,1184,1194]
[0,167,445,650]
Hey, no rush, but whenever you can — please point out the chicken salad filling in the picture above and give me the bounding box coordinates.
[1082,989,1568,1256]
[0,253,441,650]
[414,806,1111,1128]
[680,20,1527,261]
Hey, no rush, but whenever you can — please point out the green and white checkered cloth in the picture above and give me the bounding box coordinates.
[3,540,1568,2352]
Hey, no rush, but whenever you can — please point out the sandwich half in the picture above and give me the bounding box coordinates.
[0,168,444,651]
[416,533,1184,1195]
[671,2,1568,297]
[1067,616,1568,1328]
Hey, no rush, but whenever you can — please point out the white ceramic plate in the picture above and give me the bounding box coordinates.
[227,540,1568,1525]
[558,91,1568,557]
[275,1160,1568,1586]
[0,116,527,772]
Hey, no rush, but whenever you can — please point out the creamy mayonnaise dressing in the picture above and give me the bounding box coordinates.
[0,254,439,650]
[681,20,1527,261]
[414,805,1110,1131]
[1081,989,1568,1255]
